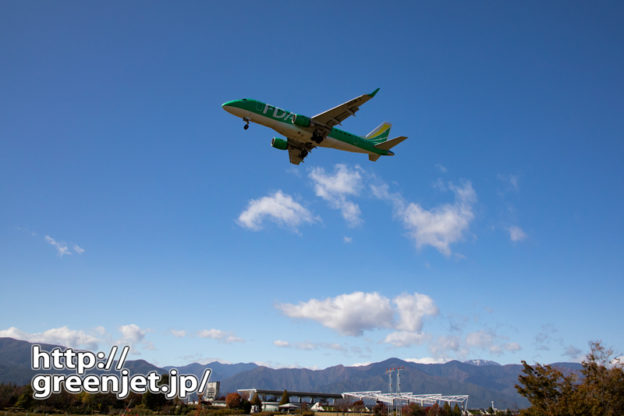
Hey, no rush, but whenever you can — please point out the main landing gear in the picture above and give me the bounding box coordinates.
[311,132,323,144]
[243,118,250,130]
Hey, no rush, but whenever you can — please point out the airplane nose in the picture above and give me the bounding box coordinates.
[222,100,239,115]
[222,102,234,114]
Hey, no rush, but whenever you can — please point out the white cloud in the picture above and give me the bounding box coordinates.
[226,335,243,343]
[277,291,437,346]
[170,329,186,338]
[465,330,520,355]
[384,331,429,347]
[498,173,519,191]
[430,335,463,357]
[277,291,394,336]
[372,181,477,256]
[0,326,100,350]
[94,326,107,336]
[351,361,373,367]
[405,356,450,364]
[394,293,439,332]
[119,324,147,344]
[273,339,345,351]
[43,235,84,256]
[237,191,317,231]
[343,236,352,243]
[435,163,448,173]
[44,235,71,256]
[504,342,522,352]
[466,330,494,348]
[508,226,527,242]
[198,328,244,344]
[198,329,225,339]
[563,345,583,361]
[309,164,363,227]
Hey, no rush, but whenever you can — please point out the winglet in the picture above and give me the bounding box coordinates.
[368,88,380,98]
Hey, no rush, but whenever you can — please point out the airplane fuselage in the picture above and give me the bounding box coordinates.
[222,98,389,156]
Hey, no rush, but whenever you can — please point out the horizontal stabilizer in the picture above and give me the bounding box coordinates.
[375,136,407,151]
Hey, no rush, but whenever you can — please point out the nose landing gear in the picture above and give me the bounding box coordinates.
[243,118,250,130]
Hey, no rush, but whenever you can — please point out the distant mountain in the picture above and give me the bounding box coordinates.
[163,361,258,381]
[219,358,529,409]
[0,337,583,410]
[0,337,164,385]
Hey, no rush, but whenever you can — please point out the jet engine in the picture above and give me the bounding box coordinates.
[291,114,311,128]
[271,137,288,150]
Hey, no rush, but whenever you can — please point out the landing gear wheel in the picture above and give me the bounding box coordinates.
[243,124,249,130]
[312,133,323,144]
[243,118,250,130]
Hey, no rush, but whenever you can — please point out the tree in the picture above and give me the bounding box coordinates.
[403,403,426,416]
[226,392,242,409]
[427,403,440,416]
[251,392,263,412]
[451,404,462,416]
[516,341,624,416]
[279,389,290,405]
[352,400,366,411]
[15,385,34,410]
[142,373,170,410]
[373,401,387,416]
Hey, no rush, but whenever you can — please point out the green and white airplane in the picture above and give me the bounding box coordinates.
[222,88,407,165]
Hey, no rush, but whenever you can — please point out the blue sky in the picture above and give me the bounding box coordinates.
[1,1,623,370]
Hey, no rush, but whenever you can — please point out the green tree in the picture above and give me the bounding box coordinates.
[142,373,170,410]
[279,389,290,405]
[403,403,426,416]
[451,404,462,416]
[251,392,263,412]
[516,341,624,416]
[15,385,34,409]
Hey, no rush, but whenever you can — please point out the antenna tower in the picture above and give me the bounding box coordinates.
[396,366,404,394]
[385,368,395,393]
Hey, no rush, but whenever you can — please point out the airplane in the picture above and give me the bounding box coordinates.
[222,88,407,165]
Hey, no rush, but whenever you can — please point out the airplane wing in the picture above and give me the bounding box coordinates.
[311,88,380,128]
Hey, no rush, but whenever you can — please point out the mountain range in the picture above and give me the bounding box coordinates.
[0,337,583,409]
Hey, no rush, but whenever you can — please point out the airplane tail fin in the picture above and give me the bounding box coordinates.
[365,122,392,145]
[368,136,408,161]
